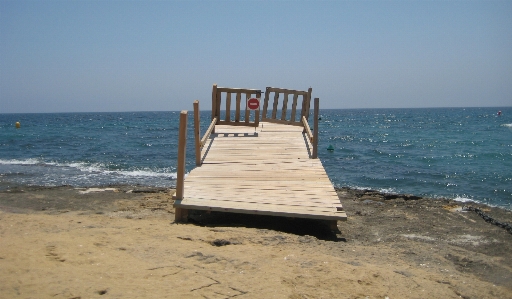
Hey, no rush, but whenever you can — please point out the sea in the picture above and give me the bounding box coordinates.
[1,107,511,210]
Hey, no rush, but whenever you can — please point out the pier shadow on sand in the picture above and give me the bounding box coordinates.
[185,210,345,242]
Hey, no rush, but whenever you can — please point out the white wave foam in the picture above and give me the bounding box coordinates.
[340,184,398,194]
[0,159,176,179]
[453,197,474,203]
[502,123,512,127]
[113,169,176,178]
[0,158,42,165]
[65,162,105,172]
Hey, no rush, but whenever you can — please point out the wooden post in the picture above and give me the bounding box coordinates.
[211,84,217,121]
[306,87,312,120]
[176,110,188,200]
[254,91,261,127]
[313,98,319,159]
[175,110,188,222]
[193,101,201,166]
[211,84,217,134]
[216,90,222,125]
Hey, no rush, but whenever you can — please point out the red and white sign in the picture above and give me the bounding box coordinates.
[247,98,260,110]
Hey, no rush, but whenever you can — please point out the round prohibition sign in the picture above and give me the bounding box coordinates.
[247,98,260,110]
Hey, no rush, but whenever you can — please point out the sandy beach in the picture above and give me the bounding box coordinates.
[1,186,511,299]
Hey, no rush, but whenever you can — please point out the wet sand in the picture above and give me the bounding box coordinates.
[0,186,511,298]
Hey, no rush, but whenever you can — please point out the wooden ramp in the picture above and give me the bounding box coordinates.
[173,85,347,228]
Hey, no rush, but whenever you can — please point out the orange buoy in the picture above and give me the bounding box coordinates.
[15,122,21,129]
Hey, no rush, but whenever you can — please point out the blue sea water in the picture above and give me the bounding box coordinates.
[1,107,511,209]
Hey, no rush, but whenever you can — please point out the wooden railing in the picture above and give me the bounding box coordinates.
[262,87,318,158]
[262,87,312,126]
[212,84,262,128]
[175,87,320,216]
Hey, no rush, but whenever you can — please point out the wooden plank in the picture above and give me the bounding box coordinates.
[183,191,342,205]
[183,187,340,200]
[174,199,347,221]
[217,121,258,127]
[260,118,303,126]
[176,198,340,214]
[178,198,341,214]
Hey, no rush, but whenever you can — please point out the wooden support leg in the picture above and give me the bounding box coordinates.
[175,208,189,223]
[328,220,339,233]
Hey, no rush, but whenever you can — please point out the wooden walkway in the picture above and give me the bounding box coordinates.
[173,85,347,228]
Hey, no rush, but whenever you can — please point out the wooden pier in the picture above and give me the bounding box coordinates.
[174,85,347,229]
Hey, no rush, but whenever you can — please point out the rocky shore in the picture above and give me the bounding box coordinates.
[1,185,511,298]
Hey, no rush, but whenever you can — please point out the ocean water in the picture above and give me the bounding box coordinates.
[1,107,511,209]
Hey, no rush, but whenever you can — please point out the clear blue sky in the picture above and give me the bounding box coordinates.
[1,0,511,113]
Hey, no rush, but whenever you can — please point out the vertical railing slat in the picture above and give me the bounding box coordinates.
[211,84,217,134]
[225,93,231,122]
[255,93,260,127]
[211,84,217,122]
[215,90,222,125]
[235,92,241,122]
[262,88,270,119]
[244,93,250,124]
[272,92,279,119]
[291,94,298,122]
[281,93,288,120]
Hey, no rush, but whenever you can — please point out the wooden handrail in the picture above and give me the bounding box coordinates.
[217,87,262,94]
[301,97,319,158]
[302,116,314,144]
[265,87,309,95]
[194,99,218,166]
[201,117,217,147]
